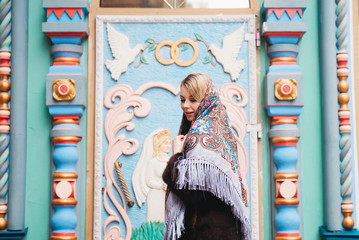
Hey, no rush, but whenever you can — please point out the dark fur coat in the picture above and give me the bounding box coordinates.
[163,153,243,240]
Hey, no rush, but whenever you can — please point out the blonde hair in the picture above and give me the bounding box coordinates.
[181,73,211,102]
[152,129,171,158]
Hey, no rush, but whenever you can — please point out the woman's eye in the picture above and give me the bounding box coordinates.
[180,99,185,102]
[190,99,196,102]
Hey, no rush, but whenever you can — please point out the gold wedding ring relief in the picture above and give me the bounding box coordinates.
[155,38,199,67]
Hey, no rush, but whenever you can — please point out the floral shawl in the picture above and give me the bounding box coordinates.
[164,81,251,240]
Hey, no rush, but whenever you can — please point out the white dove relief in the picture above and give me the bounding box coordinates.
[209,24,246,81]
[105,24,142,81]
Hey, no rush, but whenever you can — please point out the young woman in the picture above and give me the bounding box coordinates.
[163,73,251,240]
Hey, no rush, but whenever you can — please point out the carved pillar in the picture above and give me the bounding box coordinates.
[0,18,10,228]
[263,1,306,239]
[335,0,354,230]
[319,0,359,238]
[42,1,88,239]
[0,0,11,227]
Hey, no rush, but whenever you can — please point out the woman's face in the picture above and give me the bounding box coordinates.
[180,85,200,122]
[159,139,171,154]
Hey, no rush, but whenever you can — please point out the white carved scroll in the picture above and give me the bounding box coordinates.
[102,82,179,239]
[220,83,249,189]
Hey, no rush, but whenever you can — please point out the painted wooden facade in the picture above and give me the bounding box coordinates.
[0,0,357,239]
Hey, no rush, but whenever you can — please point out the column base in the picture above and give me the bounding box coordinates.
[0,227,27,239]
[320,226,359,239]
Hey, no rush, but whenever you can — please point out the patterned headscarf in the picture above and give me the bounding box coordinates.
[165,80,250,240]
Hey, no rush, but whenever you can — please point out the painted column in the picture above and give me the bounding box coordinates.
[42,1,88,239]
[335,0,354,231]
[318,0,342,231]
[319,0,359,238]
[263,1,306,239]
[0,0,11,230]
[8,0,27,231]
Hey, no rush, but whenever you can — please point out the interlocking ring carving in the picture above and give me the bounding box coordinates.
[155,38,199,67]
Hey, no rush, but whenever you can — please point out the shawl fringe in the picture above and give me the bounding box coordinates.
[173,157,251,240]
[164,193,186,240]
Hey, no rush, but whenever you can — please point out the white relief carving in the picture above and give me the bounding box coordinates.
[132,128,172,222]
[220,83,249,190]
[103,226,124,240]
[210,24,246,81]
[97,15,253,24]
[94,17,105,240]
[102,82,179,239]
[246,15,260,240]
[105,23,142,81]
[95,15,259,240]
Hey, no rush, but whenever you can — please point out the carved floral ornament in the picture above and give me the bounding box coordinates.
[274,78,297,100]
[95,15,259,240]
[53,79,76,101]
[106,23,246,81]
[101,82,249,239]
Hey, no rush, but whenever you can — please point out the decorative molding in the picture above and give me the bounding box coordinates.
[95,14,259,240]
[96,15,254,23]
[52,79,76,101]
[0,0,11,229]
[263,1,306,239]
[43,1,88,240]
[275,79,297,100]
[336,0,354,230]
[105,21,247,81]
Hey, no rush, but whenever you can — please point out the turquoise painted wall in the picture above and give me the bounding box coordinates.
[260,0,324,239]
[24,0,322,239]
[300,0,324,239]
[26,0,88,239]
[26,0,51,239]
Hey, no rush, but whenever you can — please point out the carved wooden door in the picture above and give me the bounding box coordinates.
[92,14,260,240]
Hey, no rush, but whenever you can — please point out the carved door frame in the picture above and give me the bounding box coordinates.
[86,1,262,239]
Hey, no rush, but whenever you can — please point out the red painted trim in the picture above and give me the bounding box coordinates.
[0,119,9,125]
[47,9,82,19]
[274,142,297,147]
[53,62,79,66]
[267,8,303,19]
[53,116,80,120]
[272,116,298,120]
[52,232,76,236]
[265,32,304,38]
[272,62,296,65]
[276,233,300,237]
[45,32,86,39]
[54,141,79,145]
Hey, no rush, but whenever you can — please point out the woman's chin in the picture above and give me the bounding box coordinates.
[186,115,193,121]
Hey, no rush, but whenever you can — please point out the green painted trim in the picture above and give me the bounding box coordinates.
[300,0,325,238]
[25,0,51,239]
[259,1,271,239]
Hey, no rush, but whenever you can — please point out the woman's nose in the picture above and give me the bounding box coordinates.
[182,100,189,108]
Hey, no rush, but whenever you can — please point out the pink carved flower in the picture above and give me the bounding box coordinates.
[192,122,200,128]
[205,100,211,107]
